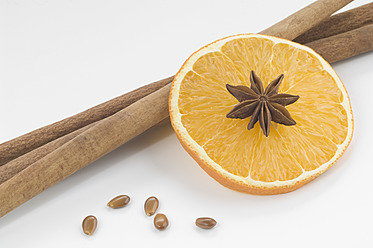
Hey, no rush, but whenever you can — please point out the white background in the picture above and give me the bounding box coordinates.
[1,0,372,247]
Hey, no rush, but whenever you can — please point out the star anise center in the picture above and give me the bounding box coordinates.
[226,70,299,137]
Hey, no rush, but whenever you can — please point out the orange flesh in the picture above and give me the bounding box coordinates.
[177,37,348,182]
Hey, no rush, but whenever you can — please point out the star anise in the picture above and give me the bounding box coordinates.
[226,70,299,137]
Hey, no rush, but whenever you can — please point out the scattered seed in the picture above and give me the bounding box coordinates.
[144,196,159,216]
[82,215,98,235]
[107,195,130,209]
[195,217,217,229]
[154,213,169,230]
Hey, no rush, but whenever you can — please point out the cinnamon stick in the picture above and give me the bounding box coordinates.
[0,116,170,185]
[0,84,171,217]
[306,24,373,63]
[259,0,353,40]
[0,0,362,217]
[0,123,95,185]
[294,2,373,44]
[0,76,173,166]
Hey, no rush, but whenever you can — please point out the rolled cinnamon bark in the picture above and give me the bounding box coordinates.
[259,0,353,40]
[0,117,170,185]
[0,0,359,166]
[0,84,171,217]
[0,123,95,185]
[306,24,373,63]
[294,2,373,44]
[0,76,173,166]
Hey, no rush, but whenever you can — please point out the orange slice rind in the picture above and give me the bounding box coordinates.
[169,34,353,195]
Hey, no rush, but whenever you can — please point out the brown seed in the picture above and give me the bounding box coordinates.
[154,213,169,230]
[107,195,130,209]
[144,196,159,216]
[82,215,98,235]
[195,217,217,229]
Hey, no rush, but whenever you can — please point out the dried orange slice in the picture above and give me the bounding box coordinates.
[169,34,353,195]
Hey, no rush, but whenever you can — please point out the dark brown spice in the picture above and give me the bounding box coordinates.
[226,70,299,136]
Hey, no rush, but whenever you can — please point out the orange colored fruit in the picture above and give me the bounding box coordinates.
[169,34,353,195]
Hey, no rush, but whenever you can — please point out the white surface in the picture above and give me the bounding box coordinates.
[0,0,372,247]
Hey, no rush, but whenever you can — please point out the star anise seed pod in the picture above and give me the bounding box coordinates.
[226,70,299,137]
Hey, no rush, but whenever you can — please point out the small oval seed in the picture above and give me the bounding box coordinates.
[195,217,217,229]
[154,213,169,230]
[144,196,159,216]
[107,195,130,209]
[82,215,98,235]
